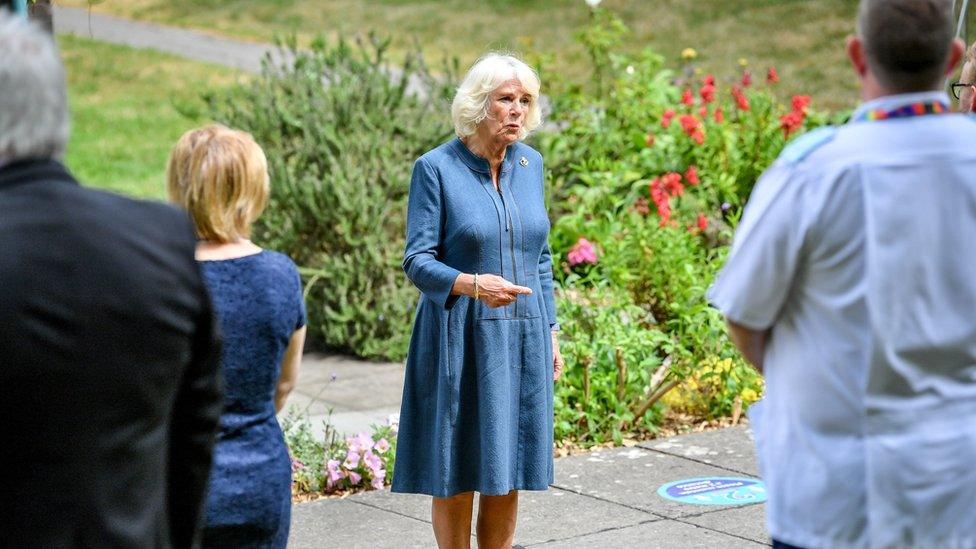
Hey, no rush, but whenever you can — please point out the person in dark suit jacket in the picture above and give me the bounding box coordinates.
[0,13,223,549]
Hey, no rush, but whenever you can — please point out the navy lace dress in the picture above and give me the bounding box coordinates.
[199,250,306,548]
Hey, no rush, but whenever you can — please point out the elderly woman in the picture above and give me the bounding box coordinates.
[391,54,563,548]
[167,125,307,548]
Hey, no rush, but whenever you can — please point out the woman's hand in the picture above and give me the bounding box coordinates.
[477,273,532,308]
[552,330,563,381]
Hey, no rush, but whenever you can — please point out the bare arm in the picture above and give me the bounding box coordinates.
[727,320,769,374]
[275,326,307,413]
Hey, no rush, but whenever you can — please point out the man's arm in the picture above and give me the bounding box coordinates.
[726,320,769,373]
[168,277,223,549]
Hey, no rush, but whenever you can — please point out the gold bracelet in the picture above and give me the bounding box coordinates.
[473,273,480,300]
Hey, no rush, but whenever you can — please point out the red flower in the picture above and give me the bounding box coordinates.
[663,172,684,197]
[692,131,705,145]
[741,70,752,88]
[780,110,804,137]
[766,67,779,84]
[699,83,715,104]
[649,178,671,225]
[645,132,655,147]
[698,106,708,118]
[697,213,708,231]
[791,95,812,113]
[702,74,715,86]
[681,89,695,106]
[731,85,750,111]
[679,114,700,135]
[713,108,725,123]
[684,165,700,185]
[661,108,676,129]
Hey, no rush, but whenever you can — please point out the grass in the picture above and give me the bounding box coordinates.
[60,34,242,198]
[64,0,862,109]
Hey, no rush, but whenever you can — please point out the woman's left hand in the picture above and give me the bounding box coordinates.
[551,330,563,381]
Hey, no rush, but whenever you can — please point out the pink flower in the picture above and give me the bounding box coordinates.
[702,74,715,86]
[364,451,384,474]
[386,413,399,434]
[347,471,362,485]
[291,457,305,472]
[698,106,708,118]
[684,165,699,185]
[375,438,390,453]
[326,459,343,488]
[343,450,360,469]
[681,89,694,106]
[713,108,725,123]
[371,475,386,490]
[567,238,598,266]
[766,67,779,84]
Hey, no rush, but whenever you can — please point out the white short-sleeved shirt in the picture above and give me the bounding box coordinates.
[709,91,976,548]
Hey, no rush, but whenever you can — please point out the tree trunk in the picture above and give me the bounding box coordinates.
[28,0,53,34]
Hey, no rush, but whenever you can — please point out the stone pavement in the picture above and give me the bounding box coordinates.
[288,425,768,548]
[279,353,405,437]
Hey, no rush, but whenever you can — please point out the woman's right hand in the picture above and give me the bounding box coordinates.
[476,273,532,308]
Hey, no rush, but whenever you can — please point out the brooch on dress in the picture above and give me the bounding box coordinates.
[519,156,529,167]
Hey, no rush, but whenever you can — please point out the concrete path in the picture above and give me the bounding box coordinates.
[289,425,768,548]
[280,352,404,437]
[52,5,284,73]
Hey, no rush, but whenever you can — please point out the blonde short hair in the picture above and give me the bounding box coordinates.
[167,124,270,243]
[451,53,542,140]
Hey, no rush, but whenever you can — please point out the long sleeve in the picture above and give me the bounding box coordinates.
[538,238,559,330]
[167,260,223,549]
[402,158,462,309]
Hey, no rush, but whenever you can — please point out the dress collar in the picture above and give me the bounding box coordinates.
[850,91,952,123]
[451,137,517,175]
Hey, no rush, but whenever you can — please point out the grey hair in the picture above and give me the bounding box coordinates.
[0,11,69,162]
[856,0,955,92]
[451,53,542,140]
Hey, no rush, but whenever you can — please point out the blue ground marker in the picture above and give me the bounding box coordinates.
[657,477,766,505]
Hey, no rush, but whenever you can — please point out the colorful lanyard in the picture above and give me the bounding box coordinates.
[854,100,949,122]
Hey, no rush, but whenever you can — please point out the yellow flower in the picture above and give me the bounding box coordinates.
[738,57,749,67]
[741,388,759,403]
[681,48,698,60]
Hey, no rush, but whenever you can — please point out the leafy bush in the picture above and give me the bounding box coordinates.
[537,8,832,443]
[205,36,457,360]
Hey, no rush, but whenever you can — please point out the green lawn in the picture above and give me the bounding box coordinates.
[64,0,862,109]
[60,34,242,198]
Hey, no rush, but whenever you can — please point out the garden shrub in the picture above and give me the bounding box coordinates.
[536,8,839,443]
[205,36,457,360]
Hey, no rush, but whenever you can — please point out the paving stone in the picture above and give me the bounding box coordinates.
[683,504,770,545]
[553,446,759,519]
[289,499,451,548]
[527,517,768,548]
[639,425,759,476]
[353,487,654,546]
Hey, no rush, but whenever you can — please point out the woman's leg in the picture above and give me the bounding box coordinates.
[475,490,518,548]
[432,491,475,549]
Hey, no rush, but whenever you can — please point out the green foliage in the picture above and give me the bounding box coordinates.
[539,12,828,440]
[206,35,458,360]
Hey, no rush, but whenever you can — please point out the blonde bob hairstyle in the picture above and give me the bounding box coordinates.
[451,53,542,140]
[167,124,270,243]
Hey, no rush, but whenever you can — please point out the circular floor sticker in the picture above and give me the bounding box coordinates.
[657,477,766,505]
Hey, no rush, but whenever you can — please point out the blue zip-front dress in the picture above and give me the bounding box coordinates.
[392,138,558,498]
